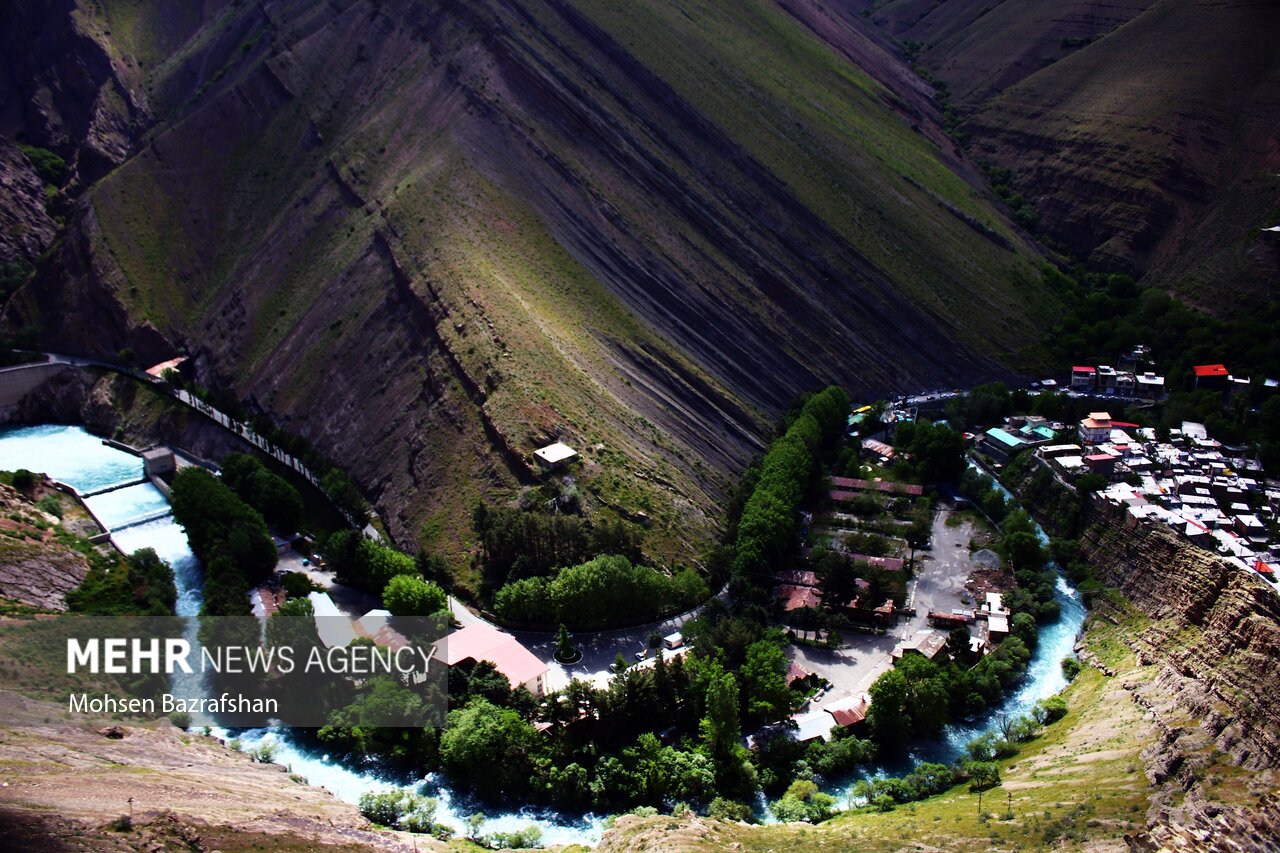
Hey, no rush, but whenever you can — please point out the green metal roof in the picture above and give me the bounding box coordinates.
[985,428,1025,448]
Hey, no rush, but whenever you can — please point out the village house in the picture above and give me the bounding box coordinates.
[1078,412,1113,445]
[1070,365,1096,392]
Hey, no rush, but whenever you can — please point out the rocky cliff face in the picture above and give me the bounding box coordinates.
[1080,507,1280,772]
[0,482,90,611]
[0,140,58,266]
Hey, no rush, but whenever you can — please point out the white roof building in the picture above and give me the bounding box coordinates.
[533,442,579,470]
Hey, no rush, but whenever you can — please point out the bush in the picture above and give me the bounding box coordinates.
[708,797,754,822]
[486,825,543,849]
[1061,657,1081,681]
[359,790,413,826]
[280,571,321,598]
[11,469,34,491]
[770,779,836,823]
[1033,696,1069,725]
[18,144,69,186]
[37,494,62,518]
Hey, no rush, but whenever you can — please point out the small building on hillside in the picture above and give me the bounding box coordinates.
[1096,365,1118,395]
[982,427,1026,462]
[533,442,579,471]
[1192,364,1230,390]
[1136,372,1166,399]
[1085,453,1118,477]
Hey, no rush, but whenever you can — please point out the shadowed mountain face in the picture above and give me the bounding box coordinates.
[875,0,1280,315]
[0,0,1050,556]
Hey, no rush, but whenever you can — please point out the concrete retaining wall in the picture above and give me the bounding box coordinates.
[0,362,70,418]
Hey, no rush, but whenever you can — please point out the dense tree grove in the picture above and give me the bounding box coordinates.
[326,529,418,594]
[493,555,707,630]
[171,467,276,621]
[894,420,966,483]
[733,386,850,590]
[472,504,643,587]
[219,452,305,533]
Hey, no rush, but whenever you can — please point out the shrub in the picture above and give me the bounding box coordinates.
[36,494,62,518]
[1033,696,1069,725]
[18,144,69,186]
[1061,657,1081,681]
[11,469,34,491]
[486,825,543,849]
[708,797,754,822]
[358,790,417,826]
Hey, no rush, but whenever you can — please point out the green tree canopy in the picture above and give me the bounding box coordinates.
[382,574,448,616]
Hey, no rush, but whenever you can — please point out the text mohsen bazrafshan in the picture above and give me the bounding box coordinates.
[68,692,277,715]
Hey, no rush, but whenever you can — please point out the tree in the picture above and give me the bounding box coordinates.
[265,597,321,651]
[700,668,742,762]
[556,623,576,661]
[867,668,911,748]
[382,574,447,616]
[738,640,793,725]
[966,761,1001,790]
[440,697,540,800]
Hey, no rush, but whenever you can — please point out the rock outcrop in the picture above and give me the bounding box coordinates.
[0,482,90,610]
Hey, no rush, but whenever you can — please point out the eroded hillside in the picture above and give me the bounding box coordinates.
[1,0,1051,558]
[876,0,1280,315]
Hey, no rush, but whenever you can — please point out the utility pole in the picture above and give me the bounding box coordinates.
[977,788,983,818]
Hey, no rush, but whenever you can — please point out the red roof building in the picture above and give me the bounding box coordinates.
[441,623,549,696]
[826,694,870,728]
[777,585,823,612]
[1193,364,1230,389]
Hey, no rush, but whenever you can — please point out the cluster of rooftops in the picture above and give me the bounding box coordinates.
[1023,418,1277,587]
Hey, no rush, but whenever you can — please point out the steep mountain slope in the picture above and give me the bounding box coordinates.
[1,0,1052,559]
[876,0,1280,315]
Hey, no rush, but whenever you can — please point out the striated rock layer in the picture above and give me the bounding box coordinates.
[1080,506,1280,772]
